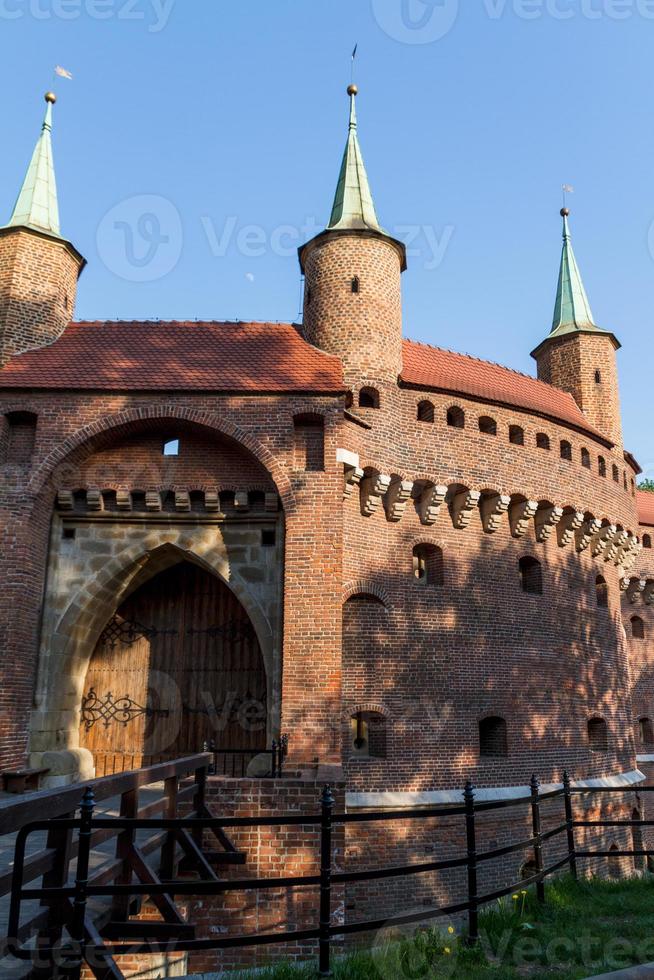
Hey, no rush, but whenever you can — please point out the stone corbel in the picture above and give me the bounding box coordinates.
[343,465,364,499]
[360,473,391,517]
[86,489,103,512]
[621,540,642,574]
[235,491,249,511]
[384,479,414,523]
[604,529,628,564]
[628,579,647,604]
[480,494,511,534]
[56,490,74,511]
[535,505,564,543]
[449,489,481,530]
[557,511,585,548]
[644,582,654,606]
[175,491,191,512]
[576,517,602,553]
[116,490,132,511]
[204,490,220,512]
[145,491,162,512]
[510,500,538,539]
[592,525,617,559]
[418,484,448,526]
[620,577,631,593]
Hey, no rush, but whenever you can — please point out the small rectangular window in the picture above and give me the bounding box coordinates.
[262,529,276,547]
[62,527,76,540]
[163,439,180,457]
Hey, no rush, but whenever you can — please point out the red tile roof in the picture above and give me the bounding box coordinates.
[638,491,654,527]
[401,339,608,443]
[0,321,345,392]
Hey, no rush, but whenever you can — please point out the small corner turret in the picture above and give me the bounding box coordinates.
[299,85,406,387]
[0,92,85,365]
[532,208,623,448]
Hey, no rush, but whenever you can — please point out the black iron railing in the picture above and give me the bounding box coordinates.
[204,734,289,778]
[6,771,654,979]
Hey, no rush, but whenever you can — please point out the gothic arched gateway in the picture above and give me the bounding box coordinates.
[79,561,267,776]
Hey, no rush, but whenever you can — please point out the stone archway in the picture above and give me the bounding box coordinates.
[79,560,268,777]
[30,531,279,784]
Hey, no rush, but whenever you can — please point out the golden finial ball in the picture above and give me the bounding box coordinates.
[560,207,570,217]
[45,91,57,104]
[347,84,358,96]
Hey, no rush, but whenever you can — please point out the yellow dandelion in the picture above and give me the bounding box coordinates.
[444,947,451,955]
[521,890,527,895]
[447,926,455,934]
[512,893,519,900]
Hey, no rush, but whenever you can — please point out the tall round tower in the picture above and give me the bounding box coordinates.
[299,86,406,388]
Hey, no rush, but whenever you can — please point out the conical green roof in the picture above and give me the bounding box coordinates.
[327,87,385,234]
[549,209,598,337]
[6,94,60,237]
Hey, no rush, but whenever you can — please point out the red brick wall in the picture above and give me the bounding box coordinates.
[0,227,82,364]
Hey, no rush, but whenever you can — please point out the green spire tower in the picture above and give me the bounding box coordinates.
[0,91,85,364]
[6,93,61,237]
[327,86,385,234]
[532,208,623,447]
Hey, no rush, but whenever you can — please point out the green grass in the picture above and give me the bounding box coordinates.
[231,875,654,979]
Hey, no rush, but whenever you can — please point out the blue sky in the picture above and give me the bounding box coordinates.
[1,1,652,466]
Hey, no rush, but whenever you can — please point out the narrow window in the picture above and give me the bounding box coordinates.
[417,400,434,423]
[519,556,543,595]
[536,433,550,451]
[446,406,465,429]
[639,717,654,747]
[306,286,312,306]
[631,616,645,641]
[598,456,607,478]
[612,464,620,483]
[479,717,508,758]
[643,535,652,550]
[479,416,497,436]
[624,472,628,491]
[581,448,591,469]
[350,711,386,759]
[351,276,360,294]
[359,387,380,409]
[596,575,608,609]
[413,544,444,587]
[595,369,602,384]
[163,438,180,457]
[3,411,37,464]
[588,717,608,753]
[509,425,524,446]
[560,440,572,461]
[293,414,324,471]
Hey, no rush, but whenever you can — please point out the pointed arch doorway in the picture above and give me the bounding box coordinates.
[79,561,268,776]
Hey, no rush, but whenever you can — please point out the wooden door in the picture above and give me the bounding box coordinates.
[80,562,267,776]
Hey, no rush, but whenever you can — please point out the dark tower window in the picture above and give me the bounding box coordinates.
[639,717,654,747]
[588,717,608,753]
[3,411,37,464]
[631,616,645,641]
[479,416,497,436]
[595,369,602,384]
[306,286,312,305]
[643,535,652,550]
[446,406,465,429]
[596,576,609,609]
[350,711,386,759]
[612,464,620,483]
[351,276,360,294]
[359,387,380,409]
[519,556,543,595]
[581,448,591,469]
[509,425,524,446]
[417,400,434,423]
[479,717,508,758]
[536,433,550,451]
[560,440,572,461]
[293,414,325,471]
[598,456,607,478]
[413,544,444,587]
